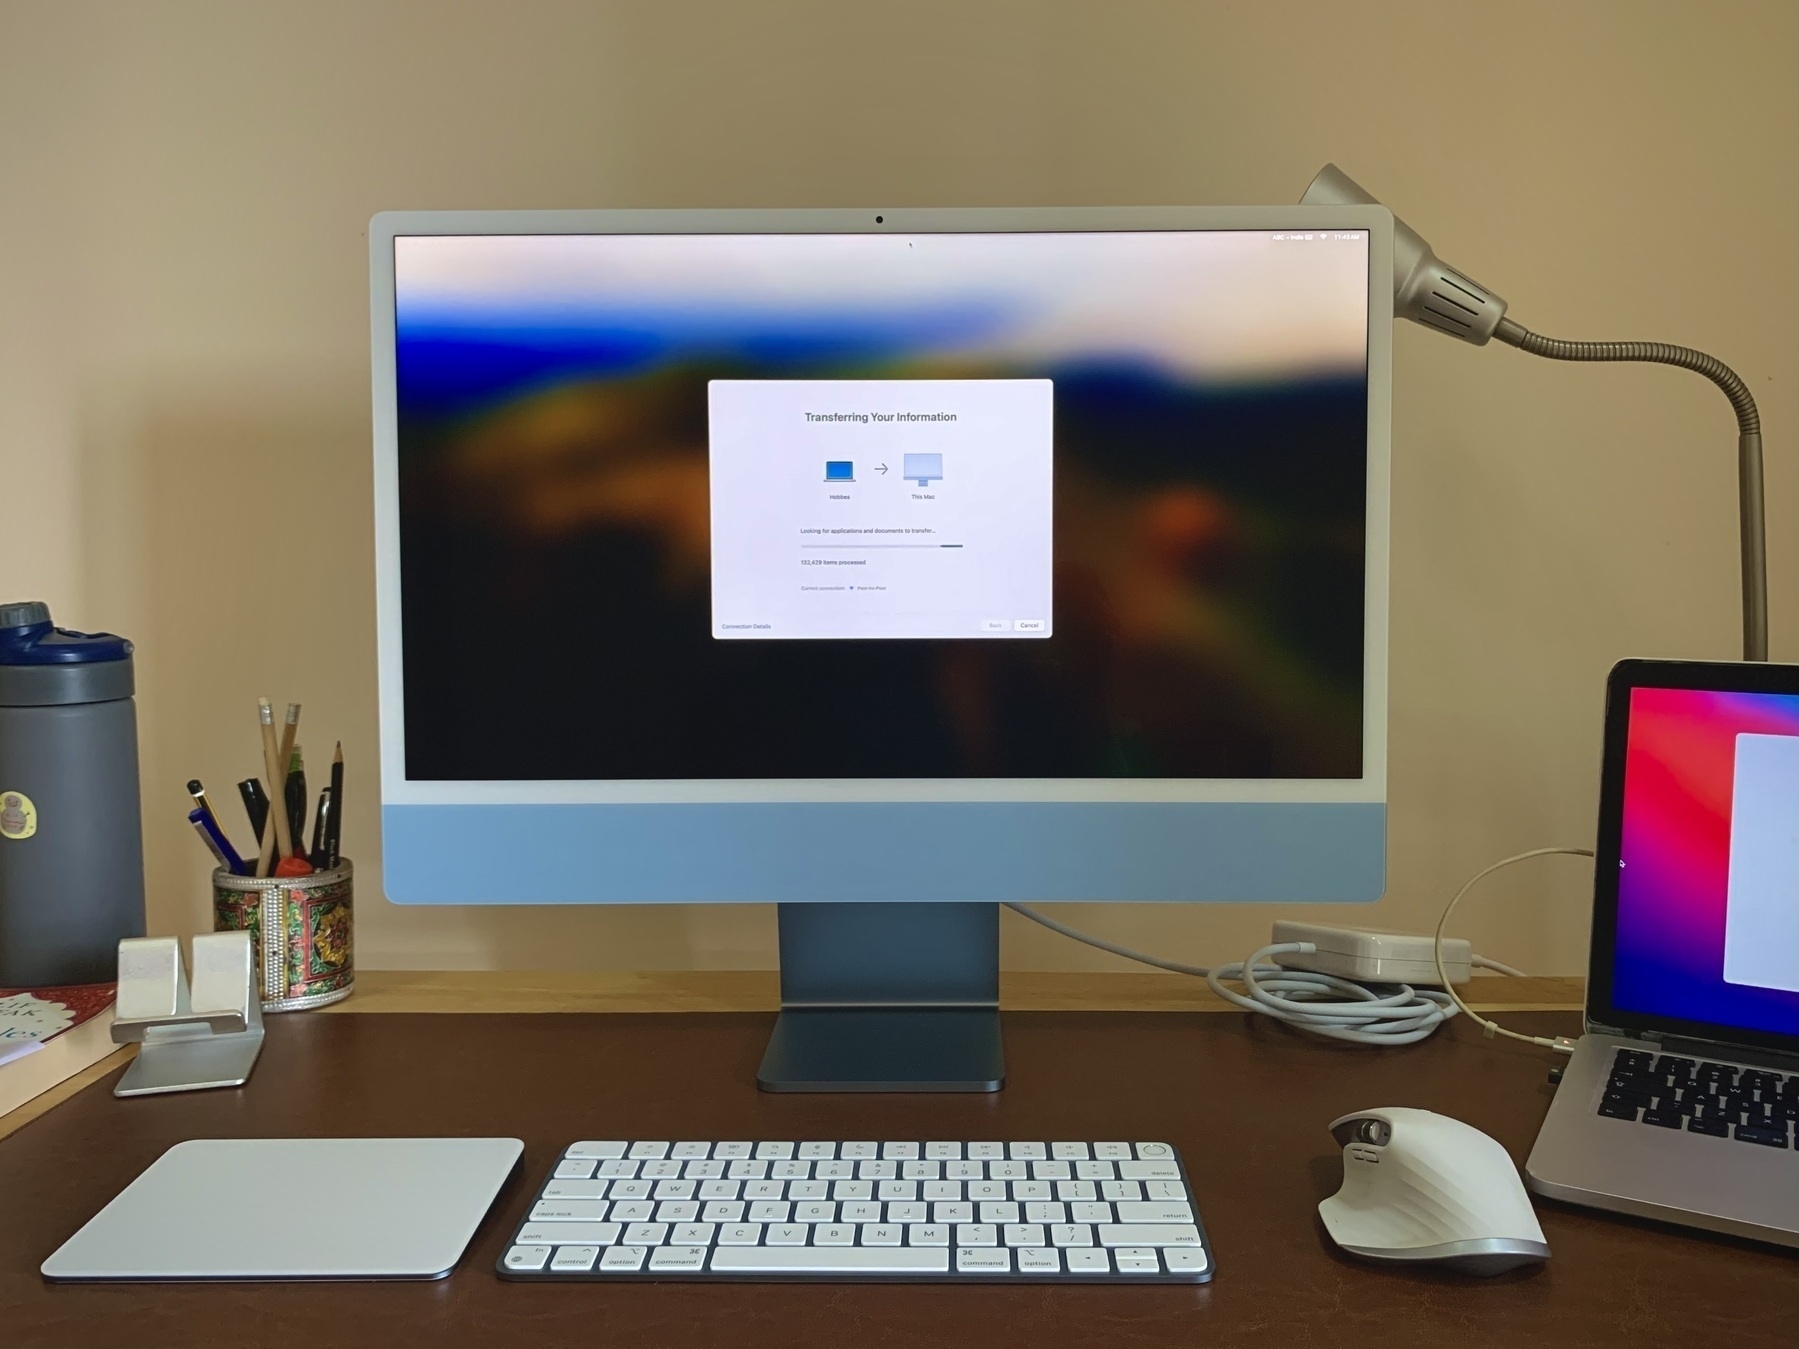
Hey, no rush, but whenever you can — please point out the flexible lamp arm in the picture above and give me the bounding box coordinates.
[1303,164,1769,661]
[1488,319,1766,660]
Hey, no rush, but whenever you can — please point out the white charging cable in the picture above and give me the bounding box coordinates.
[1005,906,1457,1046]
[1433,846,1592,1053]
[1206,944,1459,1045]
[1005,844,1594,1050]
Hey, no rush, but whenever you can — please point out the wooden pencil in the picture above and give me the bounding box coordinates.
[258,698,294,865]
[253,703,279,879]
[276,702,301,782]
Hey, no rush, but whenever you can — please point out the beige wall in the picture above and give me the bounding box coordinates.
[2,0,1793,977]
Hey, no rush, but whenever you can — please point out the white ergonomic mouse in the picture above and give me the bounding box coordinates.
[1318,1107,1550,1275]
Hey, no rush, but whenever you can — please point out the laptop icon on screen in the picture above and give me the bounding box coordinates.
[824,461,854,483]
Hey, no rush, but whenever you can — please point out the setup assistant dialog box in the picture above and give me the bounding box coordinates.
[709,379,1053,640]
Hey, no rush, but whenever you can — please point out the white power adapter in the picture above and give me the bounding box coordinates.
[1270,920,1471,987]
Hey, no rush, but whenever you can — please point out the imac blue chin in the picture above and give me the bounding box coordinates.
[380,801,1385,905]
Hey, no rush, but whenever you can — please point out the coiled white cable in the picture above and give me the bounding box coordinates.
[1005,844,1594,1049]
[1204,943,1458,1045]
[1004,906,1458,1046]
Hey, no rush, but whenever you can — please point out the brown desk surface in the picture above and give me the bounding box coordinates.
[3,998,1794,1348]
[0,971,1589,1144]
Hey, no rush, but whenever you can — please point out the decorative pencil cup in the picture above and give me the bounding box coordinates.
[212,861,354,1011]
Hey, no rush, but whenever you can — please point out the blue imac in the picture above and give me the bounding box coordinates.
[370,207,1393,1091]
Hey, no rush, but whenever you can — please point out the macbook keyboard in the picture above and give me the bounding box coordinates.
[1599,1048,1797,1148]
[498,1140,1213,1282]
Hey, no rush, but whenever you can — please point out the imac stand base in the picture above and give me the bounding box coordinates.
[757,902,1004,1094]
[757,1007,1003,1093]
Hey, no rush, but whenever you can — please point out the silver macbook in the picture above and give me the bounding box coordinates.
[1527,659,1798,1247]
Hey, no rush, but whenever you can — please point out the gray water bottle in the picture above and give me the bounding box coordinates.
[0,601,145,986]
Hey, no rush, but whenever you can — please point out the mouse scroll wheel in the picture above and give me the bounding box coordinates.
[1329,1116,1392,1147]
[1331,1118,1389,1147]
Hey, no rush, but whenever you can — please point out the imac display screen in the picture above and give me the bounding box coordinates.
[392,230,1371,781]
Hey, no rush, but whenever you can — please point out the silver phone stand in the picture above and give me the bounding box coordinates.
[112,932,264,1097]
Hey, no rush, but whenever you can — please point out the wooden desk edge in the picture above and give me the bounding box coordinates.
[319,969,1584,1016]
[0,973,1581,1140]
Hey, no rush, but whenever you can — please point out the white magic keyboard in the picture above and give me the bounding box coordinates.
[498,1140,1213,1283]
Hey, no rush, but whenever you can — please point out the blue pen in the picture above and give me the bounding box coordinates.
[189,806,247,875]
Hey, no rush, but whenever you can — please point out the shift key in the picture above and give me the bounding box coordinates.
[518,1222,622,1245]
[1097,1224,1201,1247]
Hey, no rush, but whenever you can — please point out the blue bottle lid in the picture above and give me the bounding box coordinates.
[0,601,133,665]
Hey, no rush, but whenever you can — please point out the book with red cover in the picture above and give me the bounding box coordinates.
[0,983,117,1047]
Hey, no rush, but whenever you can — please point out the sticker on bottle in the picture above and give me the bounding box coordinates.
[0,791,37,840]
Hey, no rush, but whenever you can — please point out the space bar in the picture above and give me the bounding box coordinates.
[709,1247,949,1274]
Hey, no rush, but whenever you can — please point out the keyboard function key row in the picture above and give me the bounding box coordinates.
[565,1141,1178,1164]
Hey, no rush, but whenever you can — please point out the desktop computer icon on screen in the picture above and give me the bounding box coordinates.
[903,453,943,486]
[371,205,1393,1094]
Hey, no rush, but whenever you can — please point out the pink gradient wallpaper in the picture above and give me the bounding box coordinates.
[1614,687,1799,1035]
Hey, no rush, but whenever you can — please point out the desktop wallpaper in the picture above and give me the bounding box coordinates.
[1613,687,1799,1036]
[392,230,1371,781]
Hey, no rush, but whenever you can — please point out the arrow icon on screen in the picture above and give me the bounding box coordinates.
[876,463,889,474]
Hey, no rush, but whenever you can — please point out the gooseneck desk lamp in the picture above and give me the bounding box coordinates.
[1302,164,1769,662]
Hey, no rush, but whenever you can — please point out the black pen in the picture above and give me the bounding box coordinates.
[285,746,307,859]
[238,777,270,847]
[309,787,333,869]
[324,741,344,867]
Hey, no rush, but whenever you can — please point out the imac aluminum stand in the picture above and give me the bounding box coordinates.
[757,903,1004,1093]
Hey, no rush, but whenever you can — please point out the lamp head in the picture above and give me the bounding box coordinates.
[1302,164,1507,346]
